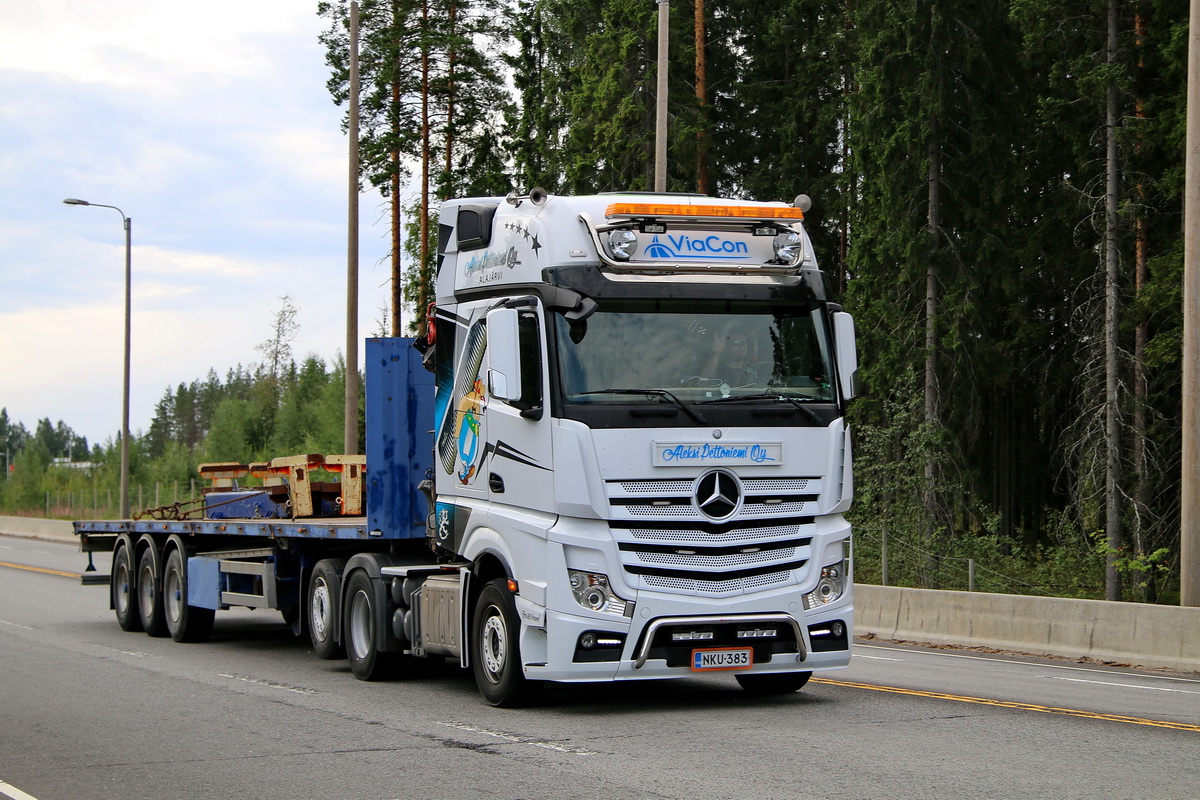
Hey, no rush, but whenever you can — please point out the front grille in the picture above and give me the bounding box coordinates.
[641,570,793,593]
[635,548,792,568]
[627,520,813,544]
[607,477,824,523]
[606,475,821,596]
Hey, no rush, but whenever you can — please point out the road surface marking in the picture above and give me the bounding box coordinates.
[855,643,1200,684]
[220,673,316,695]
[0,620,34,631]
[0,779,40,800]
[0,560,78,579]
[1052,676,1200,694]
[812,678,1200,732]
[89,643,158,658]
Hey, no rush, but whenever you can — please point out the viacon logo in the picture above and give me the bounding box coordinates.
[645,234,750,260]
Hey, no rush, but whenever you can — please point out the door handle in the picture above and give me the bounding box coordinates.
[488,473,505,493]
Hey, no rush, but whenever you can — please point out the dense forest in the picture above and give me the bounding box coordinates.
[2,0,1188,603]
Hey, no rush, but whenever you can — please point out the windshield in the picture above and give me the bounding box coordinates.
[554,301,836,407]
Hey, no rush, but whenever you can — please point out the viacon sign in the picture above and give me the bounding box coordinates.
[645,234,751,260]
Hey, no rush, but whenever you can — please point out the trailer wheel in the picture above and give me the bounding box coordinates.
[471,578,543,707]
[111,540,142,632]
[735,671,812,695]
[307,558,346,659]
[137,544,168,637]
[344,570,394,680]
[163,547,214,643]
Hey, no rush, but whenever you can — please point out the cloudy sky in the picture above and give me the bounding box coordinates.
[1,1,396,446]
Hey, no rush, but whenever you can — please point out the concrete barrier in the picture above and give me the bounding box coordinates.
[0,516,76,543]
[855,583,1200,673]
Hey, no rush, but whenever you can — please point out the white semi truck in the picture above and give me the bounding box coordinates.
[75,191,857,707]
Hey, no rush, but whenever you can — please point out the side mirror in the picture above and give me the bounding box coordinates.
[832,311,858,401]
[488,307,521,403]
[487,305,543,419]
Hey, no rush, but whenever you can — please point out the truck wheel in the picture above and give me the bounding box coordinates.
[111,540,142,632]
[735,671,812,695]
[163,547,214,643]
[137,545,168,637]
[344,570,394,680]
[471,578,543,707]
[307,558,346,659]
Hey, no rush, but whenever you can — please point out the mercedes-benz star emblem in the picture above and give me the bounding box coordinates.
[694,470,742,521]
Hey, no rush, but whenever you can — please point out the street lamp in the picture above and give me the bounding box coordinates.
[63,198,132,520]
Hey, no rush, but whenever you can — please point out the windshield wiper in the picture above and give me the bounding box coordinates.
[698,393,825,425]
[573,389,711,425]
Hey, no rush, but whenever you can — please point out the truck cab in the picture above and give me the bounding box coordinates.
[428,191,856,704]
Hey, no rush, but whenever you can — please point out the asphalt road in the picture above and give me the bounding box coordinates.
[1,534,1197,800]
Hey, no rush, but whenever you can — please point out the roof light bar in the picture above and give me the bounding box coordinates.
[605,202,805,221]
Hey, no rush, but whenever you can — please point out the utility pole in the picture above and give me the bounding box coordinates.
[654,0,669,192]
[1182,0,1200,606]
[345,0,361,455]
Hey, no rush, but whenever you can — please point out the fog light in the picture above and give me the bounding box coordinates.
[608,229,638,261]
[772,231,804,264]
[580,632,598,650]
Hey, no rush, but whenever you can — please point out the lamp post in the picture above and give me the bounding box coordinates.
[63,198,132,520]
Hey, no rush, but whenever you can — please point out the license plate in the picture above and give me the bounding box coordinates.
[691,647,753,671]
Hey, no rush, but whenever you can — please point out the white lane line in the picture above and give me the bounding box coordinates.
[0,620,34,631]
[1052,677,1200,695]
[437,721,599,755]
[89,643,158,659]
[219,673,316,695]
[0,779,40,800]
[855,643,1200,684]
[856,654,905,662]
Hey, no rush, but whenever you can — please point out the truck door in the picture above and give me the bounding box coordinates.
[484,299,555,514]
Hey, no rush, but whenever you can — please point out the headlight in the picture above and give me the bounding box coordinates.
[772,231,804,264]
[568,570,632,616]
[608,229,638,261]
[803,561,845,609]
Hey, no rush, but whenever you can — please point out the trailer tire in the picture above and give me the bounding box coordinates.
[163,547,214,643]
[735,671,812,695]
[471,578,544,708]
[344,570,395,680]
[137,543,168,637]
[307,558,346,659]
[111,539,142,632]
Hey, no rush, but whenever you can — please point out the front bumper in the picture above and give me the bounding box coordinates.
[521,593,852,683]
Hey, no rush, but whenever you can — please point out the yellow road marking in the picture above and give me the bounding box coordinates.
[812,677,1200,732]
[0,560,78,579]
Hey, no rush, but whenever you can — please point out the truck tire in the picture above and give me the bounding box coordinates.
[344,570,395,680]
[471,578,544,707]
[735,671,812,695]
[137,543,168,637]
[163,546,214,643]
[307,558,346,659]
[111,539,142,632]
